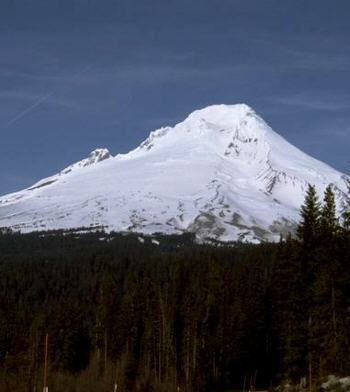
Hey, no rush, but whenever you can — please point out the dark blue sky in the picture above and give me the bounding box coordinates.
[1,0,350,194]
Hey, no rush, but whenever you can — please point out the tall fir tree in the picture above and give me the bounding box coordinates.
[342,179,350,230]
[320,185,338,239]
[296,184,322,386]
[297,184,321,246]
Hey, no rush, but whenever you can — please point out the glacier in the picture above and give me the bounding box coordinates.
[0,104,348,242]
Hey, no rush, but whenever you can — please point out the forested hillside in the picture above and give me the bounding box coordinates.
[0,185,349,392]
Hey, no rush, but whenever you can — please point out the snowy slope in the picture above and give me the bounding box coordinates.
[0,104,348,242]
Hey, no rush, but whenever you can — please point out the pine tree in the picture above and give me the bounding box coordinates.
[320,185,338,239]
[296,185,322,385]
[310,186,342,377]
[297,184,321,245]
[342,179,350,230]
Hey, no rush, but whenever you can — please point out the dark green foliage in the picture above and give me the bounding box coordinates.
[342,179,350,230]
[320,185,339,239]
[0,232,278,391]
[297,184,321,245]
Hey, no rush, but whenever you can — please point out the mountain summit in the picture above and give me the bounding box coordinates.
[0,104,348,242]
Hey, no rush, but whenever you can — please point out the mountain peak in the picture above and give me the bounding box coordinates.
[87,148,112,164]
[181,103,269,142]
[185,103,255,122]
[60,148,112,175]
[182,104,260,130]
[0,104,347,242]
[133,103,271,158]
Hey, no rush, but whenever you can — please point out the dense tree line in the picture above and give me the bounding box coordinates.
[0,183,349,392]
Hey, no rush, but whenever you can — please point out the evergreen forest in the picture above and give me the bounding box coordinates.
[0,184,350,392]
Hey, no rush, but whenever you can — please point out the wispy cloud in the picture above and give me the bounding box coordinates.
[0,90,79,109]
[246,31,350,72]
[267,92,350,112]
[318,123,350,138]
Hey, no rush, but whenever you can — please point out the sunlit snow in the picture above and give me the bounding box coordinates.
[0,104,348,242]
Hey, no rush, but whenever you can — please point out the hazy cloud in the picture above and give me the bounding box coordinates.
[0,90,79,109]
[269,93,350,112]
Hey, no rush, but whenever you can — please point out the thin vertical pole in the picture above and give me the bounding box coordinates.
[104,331,108,373]
[308,315,312,392]
[309,355,312,392]
[253,370,257,392]
[43,333,48,392]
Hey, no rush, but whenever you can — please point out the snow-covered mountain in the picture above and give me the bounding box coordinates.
[0,104,348,242]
